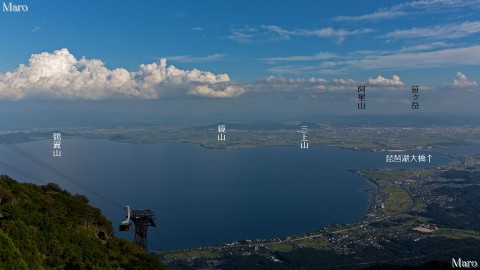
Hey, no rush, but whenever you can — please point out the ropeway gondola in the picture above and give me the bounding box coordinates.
[119,205,132,231]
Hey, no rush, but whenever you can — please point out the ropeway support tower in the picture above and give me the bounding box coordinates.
[119,206,156,251]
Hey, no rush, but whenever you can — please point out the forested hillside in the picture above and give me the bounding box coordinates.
[0,175,167,270]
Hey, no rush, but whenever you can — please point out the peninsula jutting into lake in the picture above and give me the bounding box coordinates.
[1,122,480,269]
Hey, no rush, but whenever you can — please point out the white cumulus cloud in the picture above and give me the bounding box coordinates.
[0,48,242,100]
[443,72,479,88]
[253,75,406,94]
[366,75,404,86]
[188,84,245,98]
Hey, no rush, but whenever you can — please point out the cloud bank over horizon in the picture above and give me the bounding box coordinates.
[0,49,476,102]
[0,48,243,100]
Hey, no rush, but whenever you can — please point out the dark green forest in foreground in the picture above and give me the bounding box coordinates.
[0,175,167,270]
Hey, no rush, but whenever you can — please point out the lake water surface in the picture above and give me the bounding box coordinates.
[0,139,457,250]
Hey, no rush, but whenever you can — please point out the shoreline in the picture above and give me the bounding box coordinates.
[155,169,386,254]
[2,134,468,254]
[156,153,462,254]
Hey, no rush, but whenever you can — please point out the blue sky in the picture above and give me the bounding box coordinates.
[1,0,480,116]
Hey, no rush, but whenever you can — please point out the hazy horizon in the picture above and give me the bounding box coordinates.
[1,0,480,124]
